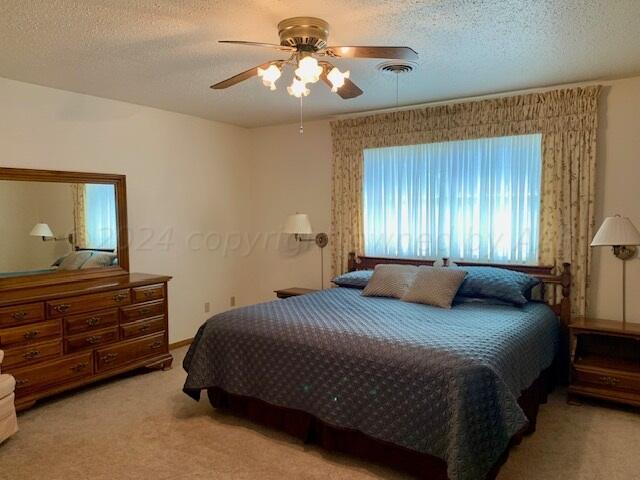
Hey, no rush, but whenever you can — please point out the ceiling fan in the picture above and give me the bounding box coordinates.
[211,17,418,100]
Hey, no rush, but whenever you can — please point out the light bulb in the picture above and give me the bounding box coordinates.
[257,64,281,91]
[326,67,350,93]
[287,77,310,98]
[294,56,322,84]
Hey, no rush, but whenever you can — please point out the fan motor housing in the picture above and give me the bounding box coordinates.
[278,17,329,51]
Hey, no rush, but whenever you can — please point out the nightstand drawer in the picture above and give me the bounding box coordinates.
[573,365,640,393]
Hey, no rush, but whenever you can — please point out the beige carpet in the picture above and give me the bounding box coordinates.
[1,346,639,480]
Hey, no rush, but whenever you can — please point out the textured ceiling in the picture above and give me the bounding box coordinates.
[1,1,640,128]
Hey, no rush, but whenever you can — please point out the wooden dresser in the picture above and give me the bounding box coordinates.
[0,273,172,411]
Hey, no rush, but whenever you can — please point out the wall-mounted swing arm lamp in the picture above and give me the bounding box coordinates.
[29,223,73,244]
[283,213,329,288]
[591,214,640,327]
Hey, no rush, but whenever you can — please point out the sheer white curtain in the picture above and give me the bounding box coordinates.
[363,134,542,264]
[85,184,117,250]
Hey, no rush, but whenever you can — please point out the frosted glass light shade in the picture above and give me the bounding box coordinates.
[283,214,312,234]
[30,223,54,238]
[591,215,640,246]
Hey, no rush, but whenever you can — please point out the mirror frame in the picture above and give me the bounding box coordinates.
[0,167,129,291]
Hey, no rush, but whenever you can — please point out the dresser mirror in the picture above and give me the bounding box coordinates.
[0,168,129,290]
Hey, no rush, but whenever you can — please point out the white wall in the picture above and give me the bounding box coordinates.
[0,77,252,343]
[246,77,640,322]
[244,120,332,305]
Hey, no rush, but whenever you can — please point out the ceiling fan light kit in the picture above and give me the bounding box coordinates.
[212,17,418,100]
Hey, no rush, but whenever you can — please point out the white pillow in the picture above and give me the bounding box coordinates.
[361,264,417,299]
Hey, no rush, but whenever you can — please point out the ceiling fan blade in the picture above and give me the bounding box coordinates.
[325,46,418,60]
[210,62,274,89]
[320,62,363,99]
[219,40,296,52]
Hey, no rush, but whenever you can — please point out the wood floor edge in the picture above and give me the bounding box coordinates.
[169,337,193,349]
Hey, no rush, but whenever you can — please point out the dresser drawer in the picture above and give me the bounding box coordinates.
[64,326,120,354]
[2,339,62,369]
[47,289,131,317]
[120,300,164,324]
[0,320,61,347]
[120,316,165,340]
[132,284,165,303]
[573,366,640,393]
[12,352,93,394]
[64,308,119,335]
[0,303,45,328]
[96,332,166,372]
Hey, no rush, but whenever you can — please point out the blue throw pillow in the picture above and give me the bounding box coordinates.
[332,270,373,289]
[454,266,539,305]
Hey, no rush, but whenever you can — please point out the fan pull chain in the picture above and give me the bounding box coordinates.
[299,96,304,134]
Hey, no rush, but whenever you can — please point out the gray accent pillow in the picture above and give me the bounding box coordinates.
[58,251,93,270]
[332,270,373,289]
[402,266,467,309]
[81,252,117,269]
[362,264,417,299]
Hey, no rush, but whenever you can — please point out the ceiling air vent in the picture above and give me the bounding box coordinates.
[377,61,417,75]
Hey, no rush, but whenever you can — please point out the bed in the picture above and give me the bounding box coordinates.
[183,253,571,480]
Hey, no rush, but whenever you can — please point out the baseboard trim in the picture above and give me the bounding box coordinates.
[169,338,193,350]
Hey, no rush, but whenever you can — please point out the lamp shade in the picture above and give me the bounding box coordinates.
[591,215,640,246]
[283,214,312,234]
[30,223,54,238]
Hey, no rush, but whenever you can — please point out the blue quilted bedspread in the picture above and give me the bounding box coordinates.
[183,287,559,480]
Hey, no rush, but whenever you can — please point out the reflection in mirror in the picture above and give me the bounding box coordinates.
[0,181,118,278]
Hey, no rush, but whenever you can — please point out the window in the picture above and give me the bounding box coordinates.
[84,184,117,250]
[363,134,542,264]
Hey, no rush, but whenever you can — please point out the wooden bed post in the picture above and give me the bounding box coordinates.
[560,262,572,326]
[347,252,357,272]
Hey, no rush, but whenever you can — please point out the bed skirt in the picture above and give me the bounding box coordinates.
[207,365,554,479]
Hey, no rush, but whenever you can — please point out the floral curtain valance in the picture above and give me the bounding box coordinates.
[330,85,601,315]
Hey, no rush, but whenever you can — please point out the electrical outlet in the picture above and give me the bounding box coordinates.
[230,296,236,307]
[204,302,210,313]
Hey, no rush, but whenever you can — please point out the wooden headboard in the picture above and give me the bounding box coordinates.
[347,252,572,326]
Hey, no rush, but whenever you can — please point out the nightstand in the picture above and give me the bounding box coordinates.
[568,317,640,407]
[274,287,318,299]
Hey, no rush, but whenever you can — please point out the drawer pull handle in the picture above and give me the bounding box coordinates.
[140,324,150,332]
[71,362,89,372]
[15,379,29,388]
[598,375,620,386]
[139,308,152,315]
[54,304,71,313]
[86,317,101,327]
[101,353,119,364]
[11,311,27,320]
[113,294,127,303]
[150,341,163,350]
[86,335,102,345]
[143,290,157,298]
[23,350,40,360]
[23,330,39,340]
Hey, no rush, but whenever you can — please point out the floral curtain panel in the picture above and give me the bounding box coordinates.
[330,86,601,315]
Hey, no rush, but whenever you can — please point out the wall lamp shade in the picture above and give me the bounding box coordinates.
[591,215,640,247]
[283,214,313,235]
[30,223,54,238]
